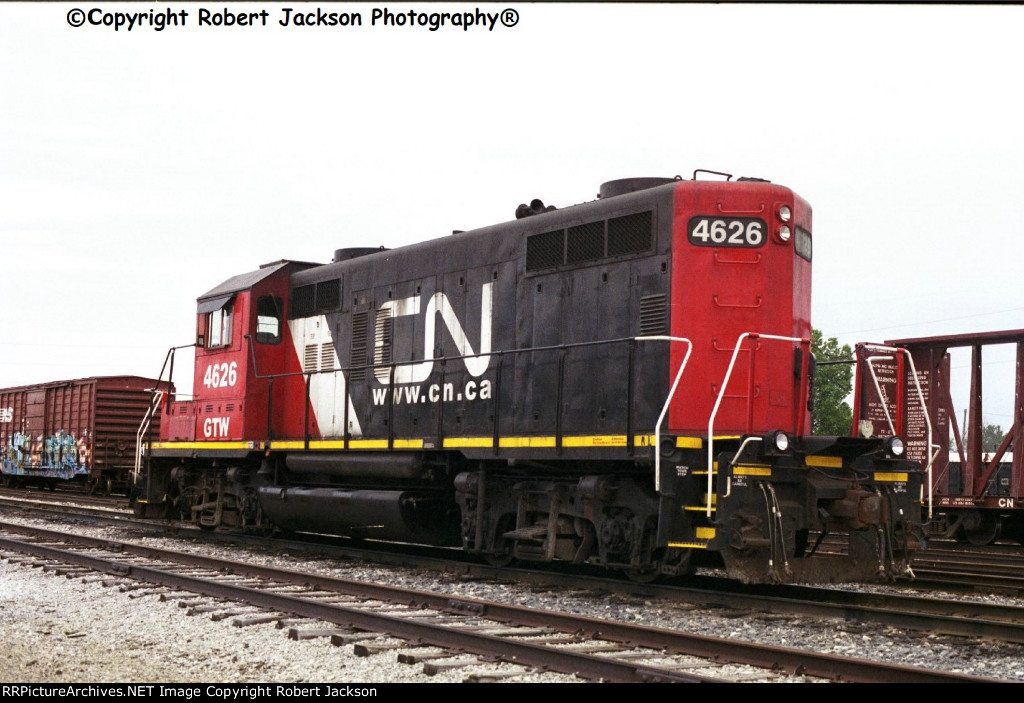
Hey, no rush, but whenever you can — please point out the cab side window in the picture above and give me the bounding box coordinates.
[256,296,283,344]
[208,305,233,348]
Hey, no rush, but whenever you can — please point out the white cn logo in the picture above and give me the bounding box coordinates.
[374,282,493,385]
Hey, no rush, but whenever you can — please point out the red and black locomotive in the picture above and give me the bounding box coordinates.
[133,172,925,584]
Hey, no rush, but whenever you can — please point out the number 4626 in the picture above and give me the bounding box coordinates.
[203,361,238,388]
[688,217,765,247]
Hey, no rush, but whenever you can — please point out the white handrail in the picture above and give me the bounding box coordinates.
[133,390,165,483]
[707,332,806,518]
[860,344,936,518]
[635,336,693,492]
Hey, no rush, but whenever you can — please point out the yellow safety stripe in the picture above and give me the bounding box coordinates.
[874,472,909,483]
[805,455,843,468]
[150,441,254,450]
[153,435,706,452]
[695,526,716,540]
[731,464,772,477]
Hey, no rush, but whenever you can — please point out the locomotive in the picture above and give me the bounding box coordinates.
[132,172,926,584]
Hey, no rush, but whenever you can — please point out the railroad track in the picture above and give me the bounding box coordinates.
[5,497,1024,648]
[907,540,1024,595]
[0,518,1013,683]
[0,488,129,514]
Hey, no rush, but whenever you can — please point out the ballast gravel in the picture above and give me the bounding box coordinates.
[2,514,1024,684]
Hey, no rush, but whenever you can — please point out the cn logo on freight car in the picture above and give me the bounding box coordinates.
[373,282,493,386]
[687,217,766,247]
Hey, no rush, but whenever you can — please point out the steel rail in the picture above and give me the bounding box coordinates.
[0,521,1004,684]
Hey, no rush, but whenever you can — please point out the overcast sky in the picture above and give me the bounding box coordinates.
[2,2,1022,429]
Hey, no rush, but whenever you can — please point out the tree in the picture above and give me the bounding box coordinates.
[810,328,854,436]
[980,423,1005,452]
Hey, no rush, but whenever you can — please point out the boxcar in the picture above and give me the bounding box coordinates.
[0,375,169,494]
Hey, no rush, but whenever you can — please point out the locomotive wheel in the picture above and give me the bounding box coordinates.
[965,514,1002,546]
[483,515,516,567]
[624,559,663,584]
[484,550,516,568]
[623,533,664,583]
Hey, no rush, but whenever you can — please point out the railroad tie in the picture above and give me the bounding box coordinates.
[288,627,353,641]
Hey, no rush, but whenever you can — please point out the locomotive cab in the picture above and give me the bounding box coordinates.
[162,260,314,446]
[144,260,316,525]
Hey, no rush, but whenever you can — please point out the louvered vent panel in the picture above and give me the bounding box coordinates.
[639,294,668,336]
[608,211,653,257]
[304,344,319,373]
[320,343,335,371]
[526,229,565,271]
[566,221,605,264]
[350,312,368,381]
[374,310,393,365]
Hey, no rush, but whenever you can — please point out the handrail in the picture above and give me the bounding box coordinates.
[706,332,808,518]
[133,390,165,482]
[246,334,691,474]
[132,343,194,484]
[634,336,693,492]
[860,344,937,519]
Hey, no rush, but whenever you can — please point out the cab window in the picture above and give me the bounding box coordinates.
[208,305,233,348]
[256,296,283,344]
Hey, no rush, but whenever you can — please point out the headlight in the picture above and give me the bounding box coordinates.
[778,205,792,222]
[885,436,905,457]
[778,225,792,242]
[767,430,790,452]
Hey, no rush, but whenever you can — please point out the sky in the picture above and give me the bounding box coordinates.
[2,2,1023,430]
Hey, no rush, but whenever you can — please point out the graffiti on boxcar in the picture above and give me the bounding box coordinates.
[2,430,89,480]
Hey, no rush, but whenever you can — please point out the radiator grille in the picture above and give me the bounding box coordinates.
[526,229,564,271]
[291,285,315,318]
[566,221,604,264]
[608,211,652,256]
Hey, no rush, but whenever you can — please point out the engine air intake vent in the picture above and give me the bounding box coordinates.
[639,294,668,336]
[526,229,565,271]
[608,212,652,256]
[526,210,654,273]
[350,312,368,381]
[566,222,604,264]
[292,285,315,318]
[316,279,340,311]
[291,279,342,318]
[304,344,318,373]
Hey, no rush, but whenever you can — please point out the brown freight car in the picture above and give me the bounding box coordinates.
[0,376,170,494]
